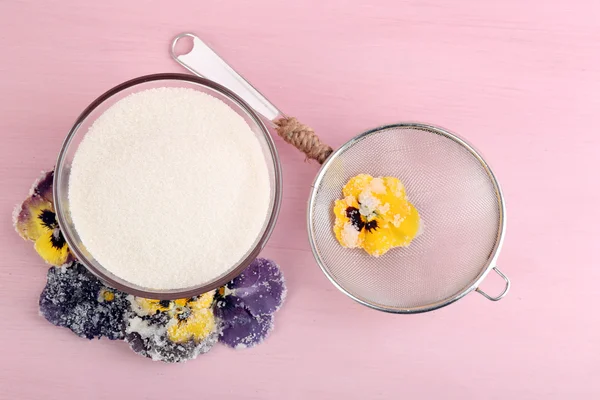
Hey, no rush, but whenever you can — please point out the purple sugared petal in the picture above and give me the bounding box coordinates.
[213,258,284,348]
[215,296,274,349]
[228,258,286,315]
[125,330,216,363]
[39,263,128,340]
[33,170,54,203]
[14,170,56,242]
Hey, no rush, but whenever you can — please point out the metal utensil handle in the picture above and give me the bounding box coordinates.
[476,267,510,301]
[171,32,283,122]
[170,33,333,164]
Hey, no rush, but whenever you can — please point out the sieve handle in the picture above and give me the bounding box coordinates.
[170,32,333,164]
[476,267,510,301]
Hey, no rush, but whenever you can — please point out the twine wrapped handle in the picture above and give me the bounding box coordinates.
[274,117,333,164]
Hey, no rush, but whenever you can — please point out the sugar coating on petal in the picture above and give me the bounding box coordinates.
[126,316,165,339]
[369,177,386,194]
[358,191,380,217]
[124,294,217,363]
[228,258,286,315]
[215,303,274,349]
[341,222,361,248]
[39,263,128,340]
[124,311,217,363]
[378,203,391,214]
[32,170,54,203]
[214,258,286,349]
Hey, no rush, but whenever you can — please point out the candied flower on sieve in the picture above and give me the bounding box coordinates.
[333,174,422,257]
[125,292,218,363]
[214,258,286,349]
[13,170,73,266]
[39,262,129,340]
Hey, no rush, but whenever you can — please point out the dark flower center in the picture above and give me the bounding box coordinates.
[50,229,67,250]
[159,300,171,308]
[365,220,378,232]
[39,210,58,230]
[176,306,191,321]
[345,207,365,231]
[346,206,379,233]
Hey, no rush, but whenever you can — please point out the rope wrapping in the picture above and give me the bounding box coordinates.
[274,117,333,164]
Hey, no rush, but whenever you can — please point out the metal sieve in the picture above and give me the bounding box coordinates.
[172,33,510,313]
[308,124,508,313]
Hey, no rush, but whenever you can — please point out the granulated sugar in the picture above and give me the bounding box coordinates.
[69,87,271,289]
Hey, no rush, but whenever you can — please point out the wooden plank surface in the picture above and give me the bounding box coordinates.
[0,1,598,399]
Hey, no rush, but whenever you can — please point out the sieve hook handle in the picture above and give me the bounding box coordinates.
[476,267,510,301]
[170,32,333,164]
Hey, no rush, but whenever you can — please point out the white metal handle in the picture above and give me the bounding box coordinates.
[171,32,283,122]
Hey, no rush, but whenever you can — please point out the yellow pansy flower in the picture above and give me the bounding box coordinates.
[132,291,216,344]
[14,171,72,266]
[333,174,422,257]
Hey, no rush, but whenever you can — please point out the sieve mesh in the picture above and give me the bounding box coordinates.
[308,124,504,312]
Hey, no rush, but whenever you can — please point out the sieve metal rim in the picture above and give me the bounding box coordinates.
[307,122,506,314]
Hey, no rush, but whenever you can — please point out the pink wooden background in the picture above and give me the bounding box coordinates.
[1,1,599,399]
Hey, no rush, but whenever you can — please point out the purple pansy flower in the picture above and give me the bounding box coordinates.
[39,262,129,340]
[214,258,286,349]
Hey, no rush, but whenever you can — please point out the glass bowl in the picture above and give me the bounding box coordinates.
[54,73,282,300]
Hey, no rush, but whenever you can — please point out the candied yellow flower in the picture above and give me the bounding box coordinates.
[34,228,71,266]
[13,171,72,266]
[333,174,422,257]
[132,292,216,344]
